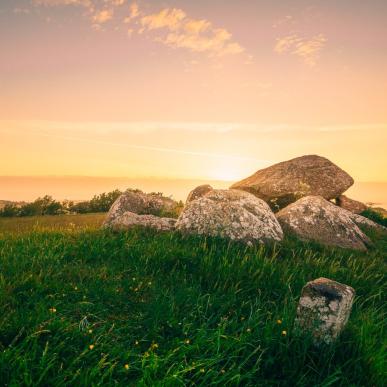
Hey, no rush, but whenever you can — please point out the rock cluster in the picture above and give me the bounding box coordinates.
[295,277,355,345]
[104,154,385,250]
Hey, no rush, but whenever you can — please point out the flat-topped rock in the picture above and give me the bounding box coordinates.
[230,155,354,210]
[176,189,283,245]
[295,278,355,345]
[276,196,373,250]
[106,211,176,231]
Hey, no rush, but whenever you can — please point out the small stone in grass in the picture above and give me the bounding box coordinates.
[295,277,355,345]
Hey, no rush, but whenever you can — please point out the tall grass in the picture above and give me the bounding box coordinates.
[0,217,386,386]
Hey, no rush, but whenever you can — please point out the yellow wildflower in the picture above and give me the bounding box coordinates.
[89,344,95,350]
[49,307,57,313]
[282,330,287,336]
[277,319,282,324]
[124,364,129,370]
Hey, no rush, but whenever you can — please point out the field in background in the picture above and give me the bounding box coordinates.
[0,215,386,385]
[0,213,105,233]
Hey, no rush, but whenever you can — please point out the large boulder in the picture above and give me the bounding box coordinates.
[230,155,354,210]
[176,189,283,245]
[186,184,213,204]
[336,195,367,214]
[276,196,383,250]
[104,189,178,227]
[106,211,176,231]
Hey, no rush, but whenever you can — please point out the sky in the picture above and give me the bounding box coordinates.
[1,0,387,184]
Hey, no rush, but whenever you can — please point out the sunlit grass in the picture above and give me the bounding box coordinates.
[0,216,385,385]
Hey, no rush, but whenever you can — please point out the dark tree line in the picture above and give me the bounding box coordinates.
[0,190,122,217]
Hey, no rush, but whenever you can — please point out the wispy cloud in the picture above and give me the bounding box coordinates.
[130,5,244,56]
[275,33,327,67]
[30,0,245,57]
[92,8,113,23]
[32,0,93,6]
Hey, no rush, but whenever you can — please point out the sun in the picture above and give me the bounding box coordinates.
[208,162,245,182]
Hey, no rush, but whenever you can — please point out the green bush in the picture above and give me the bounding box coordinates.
[361,208,387,227]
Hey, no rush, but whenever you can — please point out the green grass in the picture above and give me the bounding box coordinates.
[0,213,105,234]
[0,216,386,386]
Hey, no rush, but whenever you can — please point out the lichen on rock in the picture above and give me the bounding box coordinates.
[295,277,355,345]
[176,189,283,245]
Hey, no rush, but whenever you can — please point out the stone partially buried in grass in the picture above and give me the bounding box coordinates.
[105,211,176,231]
[295,277,355,345]
[276,196,376,250]
[103,189,179,227]
[176,189,283,245]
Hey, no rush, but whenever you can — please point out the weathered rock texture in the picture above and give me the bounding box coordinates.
[176,189,283,244]
[186,184,213,204]
[295,278,355,345]
[230,155,354,210]
[276,196,374,250]
[106,211,176,231]
[104,189,178,227]
[336,195,367,214]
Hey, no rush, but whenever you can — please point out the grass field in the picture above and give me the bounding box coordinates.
[0,213,105,234]
[0,215,386,386]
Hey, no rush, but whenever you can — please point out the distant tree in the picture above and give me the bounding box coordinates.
[18,195,64,216]
[0,189,125,217]
[88,190,122,212]
[69,201,92,214]
[0,204,19,217]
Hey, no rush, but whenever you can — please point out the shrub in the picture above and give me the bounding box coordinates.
[360,208,387,227]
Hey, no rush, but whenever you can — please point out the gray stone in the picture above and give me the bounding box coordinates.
[106,211,176,231]
[186,184,213,204]
[176,189,283,245]
[295,277,355,345]
[230,155,354,210]
[103,189,178,227]
[336,195,367,214]
[276,196,374,250]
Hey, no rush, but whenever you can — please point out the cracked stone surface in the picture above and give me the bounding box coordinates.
[105,211,176,231]
[230,155,354,210]
[103,189,178,227]
[276,196,385,250]
[295,277,355,345]
[186,184,213,204]
[176,189,283,245]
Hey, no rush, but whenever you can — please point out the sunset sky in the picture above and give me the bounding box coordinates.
[1,0,387,184]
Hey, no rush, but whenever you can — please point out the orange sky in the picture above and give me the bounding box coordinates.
[1,0,386,183]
